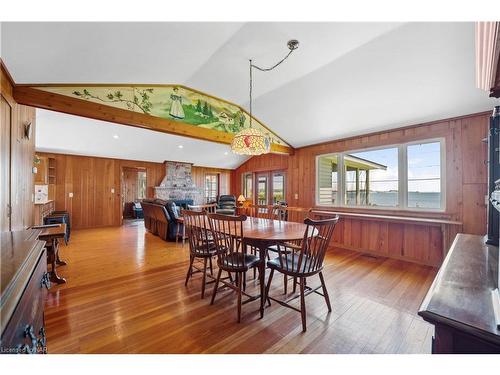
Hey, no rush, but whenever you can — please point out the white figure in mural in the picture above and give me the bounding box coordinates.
[169,87,185,119]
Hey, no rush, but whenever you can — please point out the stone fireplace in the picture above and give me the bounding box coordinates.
[154,161,204,204]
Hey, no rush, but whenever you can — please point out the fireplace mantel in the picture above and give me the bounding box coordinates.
[154,161,204,204]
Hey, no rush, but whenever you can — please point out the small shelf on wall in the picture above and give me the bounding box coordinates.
[48,157,56,200]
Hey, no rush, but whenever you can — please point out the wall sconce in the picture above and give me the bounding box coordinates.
[23,122,32,140]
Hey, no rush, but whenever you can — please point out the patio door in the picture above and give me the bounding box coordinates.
[254,171,286,205]
[256,173,269,205]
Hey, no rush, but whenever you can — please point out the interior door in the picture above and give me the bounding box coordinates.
[0,97,12,231]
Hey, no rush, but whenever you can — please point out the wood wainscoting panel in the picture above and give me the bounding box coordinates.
[1,61,36,231]
[462,183,488,235]
[461,114,489,184]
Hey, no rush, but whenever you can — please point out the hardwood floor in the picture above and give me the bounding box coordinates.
[44,220,437,353]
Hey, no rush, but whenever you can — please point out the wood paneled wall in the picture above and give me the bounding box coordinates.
[232,112,490,266]
[38,152,231,229]
[1,62,37,231]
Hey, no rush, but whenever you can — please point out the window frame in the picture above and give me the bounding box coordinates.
[242,172,253,200]
[204,173,219,203]
[315,137,446,212]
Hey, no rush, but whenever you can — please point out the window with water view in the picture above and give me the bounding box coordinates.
[316,139,444,211]
[407,141,442,209]
[345,147,399,207]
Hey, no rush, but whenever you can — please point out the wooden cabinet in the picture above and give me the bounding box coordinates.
[419,234,500,353]
[33,200,54,226]
[0,230,48,354]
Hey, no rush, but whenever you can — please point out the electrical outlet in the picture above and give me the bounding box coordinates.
[69,192,74,198]
[111,188,115,194]
[294,193,299,200]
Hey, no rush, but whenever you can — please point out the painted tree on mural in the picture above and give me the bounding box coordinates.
[72,88,154,114]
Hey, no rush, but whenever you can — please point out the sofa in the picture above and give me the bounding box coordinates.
[216,195,237,215]
[141,198,192,241]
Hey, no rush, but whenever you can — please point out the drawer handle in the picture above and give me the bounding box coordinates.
[16,325,47,354]
[16,325,38,354]
[41,272,51,289]
[38,327,47,354]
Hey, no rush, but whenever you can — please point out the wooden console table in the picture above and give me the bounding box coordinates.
[418,234,500,353]
[35,224,67,285]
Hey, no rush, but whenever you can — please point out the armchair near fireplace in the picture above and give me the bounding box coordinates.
[216,195,237,215]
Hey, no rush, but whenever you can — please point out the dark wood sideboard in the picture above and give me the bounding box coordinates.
[0,230,48,354]
[419,234,500,353]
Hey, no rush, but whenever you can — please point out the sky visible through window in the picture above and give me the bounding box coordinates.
[351,142,440,192]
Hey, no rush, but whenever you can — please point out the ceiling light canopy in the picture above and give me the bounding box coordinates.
[231,39,299,155]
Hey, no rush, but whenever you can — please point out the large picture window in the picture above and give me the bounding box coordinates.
[316,139,445,211]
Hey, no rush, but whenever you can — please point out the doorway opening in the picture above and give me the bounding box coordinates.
[122,167,147,220]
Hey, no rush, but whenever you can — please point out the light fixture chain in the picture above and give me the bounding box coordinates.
[249,59,253,128]
[251,49,294,72]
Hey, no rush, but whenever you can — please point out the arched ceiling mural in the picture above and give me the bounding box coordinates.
[29,84,291,153]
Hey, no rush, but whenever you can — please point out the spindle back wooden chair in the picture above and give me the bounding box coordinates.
[187,203,217,214]
[246,204,280,219]
[207,213,260,323]
[275,205,310,223]
[264,215,339,332]
[182,209,217,299]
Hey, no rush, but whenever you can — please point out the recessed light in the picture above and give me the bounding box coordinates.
[112,134,119,139]
[178,145,184,149]
[224,152,228,155]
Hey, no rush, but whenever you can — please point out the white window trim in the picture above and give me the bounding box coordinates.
[315,138,446,212]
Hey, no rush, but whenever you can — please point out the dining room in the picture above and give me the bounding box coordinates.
[1,1,500,373]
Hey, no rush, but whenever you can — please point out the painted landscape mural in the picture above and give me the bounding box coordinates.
[36,85,289,147]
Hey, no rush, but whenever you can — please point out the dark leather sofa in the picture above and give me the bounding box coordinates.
[141,198,192,241]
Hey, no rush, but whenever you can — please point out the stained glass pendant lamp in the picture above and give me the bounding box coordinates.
[231,39,299,155]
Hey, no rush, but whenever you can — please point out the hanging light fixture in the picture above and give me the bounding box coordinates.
[231,39,299,155]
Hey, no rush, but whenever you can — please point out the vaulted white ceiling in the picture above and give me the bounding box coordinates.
[1,22,496,160]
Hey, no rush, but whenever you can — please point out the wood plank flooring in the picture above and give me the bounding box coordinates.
[44,220,437,353]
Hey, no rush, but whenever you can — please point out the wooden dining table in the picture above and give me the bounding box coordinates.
[191,215,316,318]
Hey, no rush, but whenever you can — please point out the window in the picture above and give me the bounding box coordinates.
[257,175,268,205]
[407,141,442,209]
[272,172,285,204]
[243,173,253,199]
[137,171,147,200]
[205,174,218,203]
[316,138,445,211]
[345,148,399,207]
[317,155,339,205]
